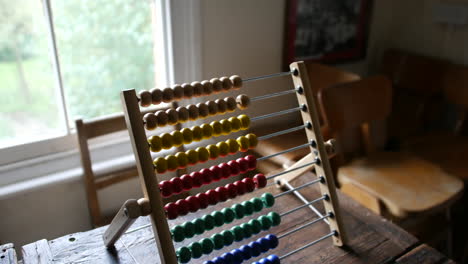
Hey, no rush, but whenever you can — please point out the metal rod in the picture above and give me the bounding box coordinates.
[125,223,152,234]
[280,195,327,217]
[258,124,307,141]
[283,181,329,224]
[250,89,297,102]
[274,178,323,198]
[257,142,311,161]
[243,71,292,83]
[251,106,302,122]
[278,213,331,239]
[279,231,336,260]
[266,161,316,180]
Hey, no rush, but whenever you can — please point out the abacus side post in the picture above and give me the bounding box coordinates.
[103,199,143,247]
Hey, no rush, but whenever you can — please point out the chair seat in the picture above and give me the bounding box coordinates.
[338,152,464,217]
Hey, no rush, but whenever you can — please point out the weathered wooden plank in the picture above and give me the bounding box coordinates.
[394,244,455,264]
[22,240,52,264]
[0,244,17,264]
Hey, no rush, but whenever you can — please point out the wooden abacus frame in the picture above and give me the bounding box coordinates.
[103,61,346,264]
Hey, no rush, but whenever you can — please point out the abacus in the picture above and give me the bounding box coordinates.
[103,61,346,264]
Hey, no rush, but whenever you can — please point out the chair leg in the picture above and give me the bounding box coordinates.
[445,208,453,258]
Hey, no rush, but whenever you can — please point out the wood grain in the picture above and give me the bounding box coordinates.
[0,244,17,264]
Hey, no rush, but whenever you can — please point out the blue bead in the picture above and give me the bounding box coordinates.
[239,245,252,260]
[231,249,244,264]
[259,258,272,264]
[248,241,262,257]
[258,237,270,252]
[221,252,234,264]
[267,254,280,264]
[203,261,216,264]
[266,234,279,249]
[213,257,225,264]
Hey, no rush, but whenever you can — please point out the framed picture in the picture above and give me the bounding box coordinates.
[284,0,372,66]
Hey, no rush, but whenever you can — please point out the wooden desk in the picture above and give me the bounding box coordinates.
[21,173,453,263]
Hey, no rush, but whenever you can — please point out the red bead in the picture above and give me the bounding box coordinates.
[233,180,246,195]
[227,160,241,176]
[245,155,257,170]
[225,183,238,199]
[180,174,193,191]
[195,192,209,209]
[170,177,184,194]
[199,168,213,184]
[159,180,173,197]
[175,199,189,216]
[236,158,249,173]
[186,196,200,212]
[190,172,203,188]
[206,189,219,205]
[216,186,229,202]
[164,202,178,219]
[218,163,231,179]
[253,173,267,188]
[209,166,222,182]
[242,177,255,193]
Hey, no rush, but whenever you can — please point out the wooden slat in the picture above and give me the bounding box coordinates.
[22,240,52,264]
[0,244,17,264]
[394,244,455,264]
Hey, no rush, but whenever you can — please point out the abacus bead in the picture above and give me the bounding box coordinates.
[148,135,162,152]
[236,94,250,110]
[150,88,163,104]
[202,214,215,231]
[162,87,174,103]
[239,245,253,260]
[238,115,250,129]
[259,237,270,252]
[245,155,257,169]
[181,128,193,144]
[242,177,256,192]
[175,152,188,168]
[252,197,264,212]
[220,119,232,135]
[138,90,152,107]
[218,163,231,179]
[222,230,235,246]
[166,155,178,171]
[230,75,243,89]
[225,97,237,112]
[246,133,258,148]
[258,215,272,230]
[143,113,158,130]
[154,157,168,174]
[217,141,230,157]
[186,149,199,165]
[268,212,281,226]
[215,98,227,114]
[196,192,209,209]
[200,168,213,184]
[155,110,169,126]
[228,117,242,132]
[207,144,220,159]
[206,189,219,205]
[190,171,203,188]
[171,131,183,147]
[232,203,245,219]
[209,165,223,181]
[206,101,218,116]
[173,84,184,100]
[197,103,209,118]
[212,257,224,264]
[216,186,229,202]
[241,223,253,239]
[188,104,199,120]
[266,234,279,249]
[197,147,210,163]
[171,225,185,242]
[171,177,184,194]
[182,83,194,99]
[201,238,214,254]
[161,133,173,149]
[176,199,189,216]
[231,249,244,264]
[201,123,213,139]
[237,136,250,152]
[177,106,189,123]
[211,121,223,136]
[193,217,205,235]
[220,76,233,91]
[222,252,235,264]
[190,242,203,259]
[177,247,191,263]
[236,157,249,173]
[249,219,262,234]
[225,183,238,199]
[267,255,280,264]
[211,233,224,250]
[226,139,239,154]
[231,226,244,242]
[192,81,204,97]
[166,109,179,125]
[186,196,200,213]
[183,221,195,238]
[254,173,267,188]
[262,193,275,208]
[165,202,178,219]
[201,80,213,95]
[159,180,173,197]
[234,181,247,195]
[248,241,262,257]
[221,207,236,224]
[192,126,203,142]
[210,78,223,93]
[241,200,254,216]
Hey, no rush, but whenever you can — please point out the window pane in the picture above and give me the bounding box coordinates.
[52,0,156,122]
[0,0,66,148]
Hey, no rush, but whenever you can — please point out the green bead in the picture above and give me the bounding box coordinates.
[193,218,205,235]
[176,246,191,263]
[262,193,275,208]
[241,200,254,216]
[222,207,236,224]
[201,238,214,254]
[232,203,245,219]
[258,215,272,230]
[231,225,244,241]
[222,230,235,246]
[171,225,185,242]
[212,211,225,227]
[268,212,281,226]
[202,214,215,231]
[251,197,264,212]
[183,221,195,238]
[189,242,203,259]
[240,223,252,239]
[211,233,224,250]
[248,218,262,234]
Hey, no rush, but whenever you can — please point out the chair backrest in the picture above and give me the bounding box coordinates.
[442,63,468,135]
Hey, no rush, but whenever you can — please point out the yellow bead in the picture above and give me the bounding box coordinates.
[181,128,193,144]
[220,119,232,135]
[237,136,250,152]
[238,114,250,129]
[186,149,199,165]
[192,126,203,142]
[148,136,162,152]
[206,144,219,160]
[228,117,242,132]
[171,131,184,147]
[201,124,213,139]
[175,152,188,168]
[153,157,167,174]
[216,141,229,157]
[197,147,209,163]
[166,155,178,171]
[226,139,239,154]
[211,121,223,137]
[246,134,258,148]
[161,133,173,149]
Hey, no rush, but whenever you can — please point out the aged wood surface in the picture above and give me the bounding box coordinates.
[394,244,455,264]
[21,172,451,264]
[0,244,17,264]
